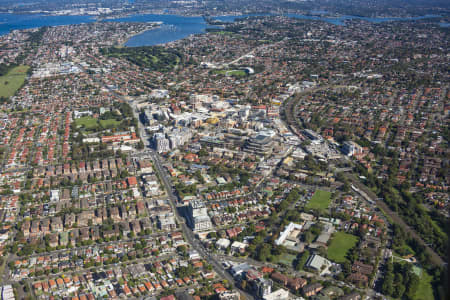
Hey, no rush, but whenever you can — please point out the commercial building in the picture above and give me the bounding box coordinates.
[1,285,14,300]
[153,133,170,153]
[187,200,213,232]
[244,131,275,156]
[216,238,231,250]
[167,128,192,149]
[262,289,289,300]
[341,141,363,156]
[230,263,251,278]
[218,290,240,300]
[302,129,322,144]
[254,278,272,299]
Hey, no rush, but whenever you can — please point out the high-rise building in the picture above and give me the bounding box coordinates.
[187,200,213,231]
[167,128,192,149]
[342,141,362,156]
[244,131,275,156]
[254,278,272,299]
[153,133,170,153]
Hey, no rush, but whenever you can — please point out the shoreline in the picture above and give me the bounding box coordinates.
[120,24,161,47]
[1,10,444,20]
[0,12,446,38]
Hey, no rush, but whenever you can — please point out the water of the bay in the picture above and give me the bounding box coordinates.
[0,12,444,47]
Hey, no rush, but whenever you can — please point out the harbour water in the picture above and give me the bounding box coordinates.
[0,13,94,36]
[115,14,209,47]
[0,12,444,47]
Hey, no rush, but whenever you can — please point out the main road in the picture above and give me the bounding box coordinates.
[130,102,254,300]
[150,151,255,300]
[83,64,254,298]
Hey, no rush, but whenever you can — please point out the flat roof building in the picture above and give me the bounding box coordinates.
[263,289,290,300]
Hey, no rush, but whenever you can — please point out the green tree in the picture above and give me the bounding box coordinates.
[257,244,272,261]
[295,250,310,271]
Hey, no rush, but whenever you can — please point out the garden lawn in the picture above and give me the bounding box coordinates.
[327,232,359,263]
[306,190,332,210]
[0,65,29,98]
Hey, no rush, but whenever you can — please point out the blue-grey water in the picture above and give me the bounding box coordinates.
[115,14,209,47]
[287,13,441,26]
[214,13,442,26]
[0,12,444,47]
[0,13,95,36]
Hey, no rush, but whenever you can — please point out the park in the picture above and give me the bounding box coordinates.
[0,65,29,98]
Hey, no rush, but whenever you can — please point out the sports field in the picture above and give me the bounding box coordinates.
[327,231,359,263]
[306,189,332,210]
[75,116,98,130]
[99,118,121,128]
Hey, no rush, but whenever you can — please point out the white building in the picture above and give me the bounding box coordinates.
[188,200,213,232]
[263,289,290,300]
[216,238,231,250]
[342,141,363,156]
[291,147,307,160]
[150,89,169,99]
[188,250,201,260]
[305,254,333,275]
[231,241,248,253]
[1,285,15,300]
[167,128,192,149]
[153,133,170,153]
[50,190,60,202]
[275,222,303,246]
[303,129,323,144]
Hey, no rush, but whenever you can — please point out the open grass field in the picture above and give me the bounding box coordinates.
[213,69,248,77]
[75,116,98,130]
[0,65,29,98]
[306,189,332,210]
[76,117,123,132]
[213,70,227,75]
[413,268,433,300]
[227,70,247,77]
[99,118,121,128]
[327,232,359,263]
